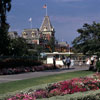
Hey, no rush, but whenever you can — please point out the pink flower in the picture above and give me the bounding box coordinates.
[7,73,100,100]
[8,98,12,100]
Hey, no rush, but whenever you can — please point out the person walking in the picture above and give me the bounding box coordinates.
[86,58,91,66]
[53,56,56,69]
[66,57,71,69]
[70,58,74,68]
[62,57,66,68]
[91,56,94,65]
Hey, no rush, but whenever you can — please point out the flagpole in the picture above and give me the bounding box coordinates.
[46,5,47,16]
[30,21,32,29]
[43,4,48,16]
[29,18,32,29]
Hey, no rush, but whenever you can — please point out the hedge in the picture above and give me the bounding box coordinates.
[0,58,42,68]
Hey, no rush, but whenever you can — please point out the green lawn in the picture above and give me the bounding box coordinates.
[0,70,94,95]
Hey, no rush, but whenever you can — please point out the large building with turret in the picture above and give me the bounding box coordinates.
[9,16,70,52]
[40,16,55,41]
[22,16,55,46]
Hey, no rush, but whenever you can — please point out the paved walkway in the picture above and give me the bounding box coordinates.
[0,66,89,83]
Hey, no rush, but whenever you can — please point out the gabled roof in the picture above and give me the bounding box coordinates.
[22,28,40,39]
[40,16,54,32]
[58,42,69,47]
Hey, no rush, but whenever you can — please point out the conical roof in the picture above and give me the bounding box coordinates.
[40,16,54,32]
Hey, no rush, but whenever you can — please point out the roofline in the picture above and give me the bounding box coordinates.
[23,28,39,31]
[45,52,74,55]
[40,16,53,31]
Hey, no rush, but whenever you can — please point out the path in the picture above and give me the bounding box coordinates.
[0,66,89,83]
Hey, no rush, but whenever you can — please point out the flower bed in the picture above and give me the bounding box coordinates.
[7,73,100,100]
[0,58,59,75]
[0,63,55,75]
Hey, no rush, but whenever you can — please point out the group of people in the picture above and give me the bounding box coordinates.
[86,56,97,70]
[53,56,74,69]
[53,55,98,70]
[63,57,74,69]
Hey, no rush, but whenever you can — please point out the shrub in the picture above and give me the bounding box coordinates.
[0,58,42,68]
[0,58,43,75]
[43,64,54,70]
[96,60,100,72]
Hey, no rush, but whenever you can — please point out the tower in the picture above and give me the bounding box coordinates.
[40,16,55,52]
[40,16,55,42]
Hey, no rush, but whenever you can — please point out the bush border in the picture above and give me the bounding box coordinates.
[1,81,100,100]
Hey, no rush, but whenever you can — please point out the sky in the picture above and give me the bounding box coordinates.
[7,0,100,45]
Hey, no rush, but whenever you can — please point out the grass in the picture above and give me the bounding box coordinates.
[0,70,94,95]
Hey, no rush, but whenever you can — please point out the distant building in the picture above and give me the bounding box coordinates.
[55,42,70,52]
[40,16,55,43]
[22,28,40,45]
[9,16,70,53]
[8,31,19,39]
[21,16,55,46]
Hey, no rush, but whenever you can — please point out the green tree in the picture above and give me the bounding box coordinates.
[0,0,11,25]
[0,24,10,55]
[0,0,11,55]
[72,22,100,56]
[9,37,28,56]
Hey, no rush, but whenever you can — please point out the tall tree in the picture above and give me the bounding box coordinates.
[72,22,100,56]
[0,0,11,55]
[0,0,11,26]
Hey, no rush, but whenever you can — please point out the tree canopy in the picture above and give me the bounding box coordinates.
[9,37,28,56]
[0,0,11,56]
[0,0,11,26]
[72,22,100,56]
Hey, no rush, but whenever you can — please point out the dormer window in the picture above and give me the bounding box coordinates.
[23,32,27,35]
[43,26,47,31]
[51,28,54,31]
[23,32,27,38]
[31,31,35,37]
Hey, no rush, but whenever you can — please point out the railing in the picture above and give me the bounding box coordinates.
[74,60,87,66]
[0,56,38,60]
